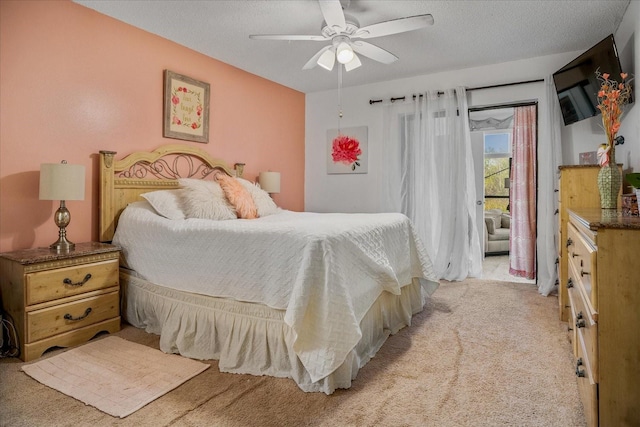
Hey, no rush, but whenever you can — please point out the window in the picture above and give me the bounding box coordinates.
[484,132,511,156]
[484,132,511,212]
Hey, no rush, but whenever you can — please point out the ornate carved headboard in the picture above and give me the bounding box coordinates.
[99,144,243,242]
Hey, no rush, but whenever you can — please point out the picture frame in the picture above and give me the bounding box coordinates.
[163,70,210,143]
[327,126,368,174]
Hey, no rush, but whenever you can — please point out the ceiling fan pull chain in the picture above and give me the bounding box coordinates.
[338,65,343,135]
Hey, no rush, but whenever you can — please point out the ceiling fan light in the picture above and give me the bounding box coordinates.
[317,49,336,71]
[336,42,354,64]
[344,53,362,71]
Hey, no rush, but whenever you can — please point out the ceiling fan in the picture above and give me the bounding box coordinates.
[249,0,434,72]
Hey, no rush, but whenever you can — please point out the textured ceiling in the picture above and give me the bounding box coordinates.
[75,0,630,93]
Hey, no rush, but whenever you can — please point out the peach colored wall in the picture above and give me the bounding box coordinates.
[0,0,305,253]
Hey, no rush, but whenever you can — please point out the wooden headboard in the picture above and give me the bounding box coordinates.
[99,144,243,242]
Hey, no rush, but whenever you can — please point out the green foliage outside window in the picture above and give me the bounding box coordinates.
[485,157,510,212]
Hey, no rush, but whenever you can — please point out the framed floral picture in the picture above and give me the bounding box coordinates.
[163,70,210,143]
[327,126,368,174]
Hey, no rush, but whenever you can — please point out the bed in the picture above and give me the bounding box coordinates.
[99,144,439,394]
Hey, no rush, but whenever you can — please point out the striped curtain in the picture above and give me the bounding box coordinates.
[509,106,537,279]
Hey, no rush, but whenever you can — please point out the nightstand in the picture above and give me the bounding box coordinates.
[0,242,121,361]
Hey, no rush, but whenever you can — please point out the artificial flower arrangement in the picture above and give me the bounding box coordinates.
[595,70,633,166]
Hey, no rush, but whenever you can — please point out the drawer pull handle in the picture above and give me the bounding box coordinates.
[567,278,573,288]
[555,258,559,265]
[576,311,586,328]
[63,273,92,287]
[580,270,590,277]
[575,358,585,377]
[64,307,92,322]
[571,252,578,258]
[566,238,573,248]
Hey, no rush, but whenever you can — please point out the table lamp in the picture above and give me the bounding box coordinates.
[258,171,281,194]
[39,161,86,252]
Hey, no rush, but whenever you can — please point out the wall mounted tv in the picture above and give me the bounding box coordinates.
[553,34,629,126]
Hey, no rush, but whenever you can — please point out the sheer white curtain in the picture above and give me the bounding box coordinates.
[381,87,482,281]
[536,77,564,295]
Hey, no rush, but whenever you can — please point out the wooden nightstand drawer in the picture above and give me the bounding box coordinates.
[0,242,121,361]
[27,289,119,342]
[25,259,118,305]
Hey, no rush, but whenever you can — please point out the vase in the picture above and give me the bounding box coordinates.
[597,148,621,209]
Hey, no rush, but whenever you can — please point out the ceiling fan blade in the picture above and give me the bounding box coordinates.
[353,14,434,39]
[351,41,398,64]
[302,45,334,70]
[249,34,328,41]
[318,0,346,32]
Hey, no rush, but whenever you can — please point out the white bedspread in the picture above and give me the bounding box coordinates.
[113,202,439,382]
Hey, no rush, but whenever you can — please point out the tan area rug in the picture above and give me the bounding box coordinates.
[20,336,209,418]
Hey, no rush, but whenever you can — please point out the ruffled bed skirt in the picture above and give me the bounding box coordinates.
[121,269,427,394]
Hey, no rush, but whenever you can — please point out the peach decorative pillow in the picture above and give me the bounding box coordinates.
[237,178,280,217]
[216,175,258,219]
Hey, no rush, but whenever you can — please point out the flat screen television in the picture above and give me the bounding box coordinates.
[553,34,629,126]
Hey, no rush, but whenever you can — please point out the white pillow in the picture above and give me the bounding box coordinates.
[178,178,237,220]
[140,189,185,220]
[237,178,280,217]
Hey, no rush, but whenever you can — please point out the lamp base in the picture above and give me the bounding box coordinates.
[50,201,75,253]
[50,237,75,253]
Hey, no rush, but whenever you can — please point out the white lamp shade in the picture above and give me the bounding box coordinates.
[259,171,281,194]
[336,42,354,64]
[39,163,86,201]
[344,53,362,72]
[317,49,336,71]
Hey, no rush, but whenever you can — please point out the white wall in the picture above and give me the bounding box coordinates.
[562,1,639,177]
[305,51,579,213]
[305,1,638,212]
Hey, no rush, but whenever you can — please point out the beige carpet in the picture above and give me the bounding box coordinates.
[21,336,209,418]
[0,279,585,426]
[482,255,536,284]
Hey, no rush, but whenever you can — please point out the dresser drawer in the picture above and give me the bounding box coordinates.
[25,259,119,306]
[567,223,597,310]
[567,279,579,357]
[575,330,598,427]
[26,290,119,342]
[568,264,598,381]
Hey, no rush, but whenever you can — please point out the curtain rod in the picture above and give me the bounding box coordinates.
[368,78,544,105]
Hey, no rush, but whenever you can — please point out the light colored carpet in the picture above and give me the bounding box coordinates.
[1,279,584,426]
[482,255,536,284]
[20,336,209,418]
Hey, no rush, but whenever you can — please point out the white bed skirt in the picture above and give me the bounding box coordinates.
[121,269,428,394]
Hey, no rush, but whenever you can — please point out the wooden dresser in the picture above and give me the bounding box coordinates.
[565,209,639,427]
[0,242,121,361]
[557,165,620,322]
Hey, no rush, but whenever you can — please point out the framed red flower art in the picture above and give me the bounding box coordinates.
[327,126,368,174]
[163,70,210,143]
